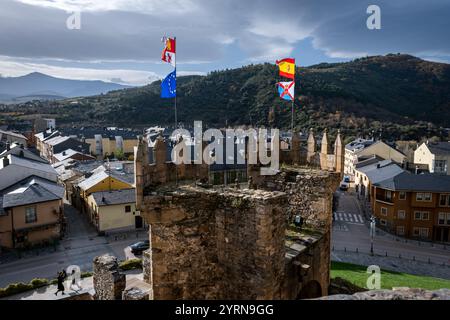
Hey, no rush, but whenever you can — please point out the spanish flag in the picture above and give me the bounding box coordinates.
[276,58,295,79]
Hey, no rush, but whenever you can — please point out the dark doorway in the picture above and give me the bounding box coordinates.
[135,216,143,229]
[435,227,449,242]
[297,280,322,299]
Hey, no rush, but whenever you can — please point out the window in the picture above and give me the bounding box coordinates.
[447,213,450,225]
[397,226,405,236]
[439,194,450,207]
[381,207,388,216]
[125,205,131,213]
[397,210,406,219]
[25,206,37,223]
[386,190,392,202]
[414,211,430,220]
[416,193,432,201]
[438,212,446,225]
[434,160,447,174]
[399,192,406,200]
[413,227,428,238]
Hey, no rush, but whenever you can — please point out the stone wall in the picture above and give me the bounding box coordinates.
[134,129,344,300]
[93,254,126,300]
[138,166,340,300]
[140,186,287,299]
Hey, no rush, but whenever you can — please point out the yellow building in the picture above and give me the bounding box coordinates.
[87,188,144,233]
[0,177,64,249]
[75,170,134,218]
[85,135,138,159]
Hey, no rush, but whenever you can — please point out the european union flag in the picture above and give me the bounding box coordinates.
[161,69,176,98]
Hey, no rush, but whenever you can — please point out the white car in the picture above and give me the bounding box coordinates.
[339,181,349,191]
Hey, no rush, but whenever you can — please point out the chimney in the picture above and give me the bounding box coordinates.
[3,157,9,167]
[415,165,419,175]
[63,151,67,156]
[6,142,10,151]
[19,150,24,158]
[102,196,105,203]
[377,163,381,169]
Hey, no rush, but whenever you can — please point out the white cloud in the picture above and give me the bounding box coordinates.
[15,0,198,15]
[0,57,159,85]
[247,18,314,44]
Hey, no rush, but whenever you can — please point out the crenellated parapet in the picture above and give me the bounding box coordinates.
[134,134,209,211]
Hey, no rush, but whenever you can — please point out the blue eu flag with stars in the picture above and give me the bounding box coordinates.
[161,69,176,98]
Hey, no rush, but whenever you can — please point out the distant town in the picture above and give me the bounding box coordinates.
[0,117,449,300]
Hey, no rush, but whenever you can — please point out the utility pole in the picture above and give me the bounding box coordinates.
[370,216,376,256]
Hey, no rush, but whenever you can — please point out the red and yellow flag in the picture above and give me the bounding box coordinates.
[276,58,295,79]
[161,37,176,67]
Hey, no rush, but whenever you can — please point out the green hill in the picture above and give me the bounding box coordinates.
[6,54,450,141]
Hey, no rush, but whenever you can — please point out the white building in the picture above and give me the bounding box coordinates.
[414,141,450,175]
[344,138,406,180]
[354,158,404,199]
[0,154,58,191]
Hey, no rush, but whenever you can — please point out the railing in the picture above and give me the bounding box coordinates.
[331,246,450,267]
[375,195,393,204]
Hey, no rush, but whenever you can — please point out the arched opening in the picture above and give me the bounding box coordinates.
[297,280,322,299]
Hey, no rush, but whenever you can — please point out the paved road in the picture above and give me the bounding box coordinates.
[331,190,450,278]
[0,204,146,287]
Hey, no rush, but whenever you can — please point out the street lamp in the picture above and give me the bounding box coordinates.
[370,216,376,256]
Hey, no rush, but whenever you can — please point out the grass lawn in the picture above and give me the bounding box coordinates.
[331,261,450,291]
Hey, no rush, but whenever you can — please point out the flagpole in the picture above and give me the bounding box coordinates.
[174,36,178,186]
[174,36,177,129]
[291,98,294,132]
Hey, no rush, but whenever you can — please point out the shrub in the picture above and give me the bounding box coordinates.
[0,282,33,298]
[30,278,49,288]
[119,258,142,271]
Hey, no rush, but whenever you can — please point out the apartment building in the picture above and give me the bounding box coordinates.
[354,158,404,199]
[60,127,139,159]
[372,172,450,242]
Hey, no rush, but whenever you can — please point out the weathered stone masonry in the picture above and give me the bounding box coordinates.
[140,186,287,299]
[135,129,343,300]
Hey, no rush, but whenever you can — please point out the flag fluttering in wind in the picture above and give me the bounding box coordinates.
[276,81,295,101]
[161,69,176,98]
[276,58,295,79]
[161,37,176,67]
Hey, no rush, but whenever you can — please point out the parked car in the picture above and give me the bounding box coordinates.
[130,240,150,255]
[343,176,351,183]
[339,181,349,191]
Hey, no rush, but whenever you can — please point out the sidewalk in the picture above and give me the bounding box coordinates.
[2,271,145,300]
[332,250,450,280]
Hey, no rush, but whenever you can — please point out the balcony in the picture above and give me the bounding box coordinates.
[375,194,394,204]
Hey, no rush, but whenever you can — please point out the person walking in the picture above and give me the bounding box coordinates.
[54,270,67,296]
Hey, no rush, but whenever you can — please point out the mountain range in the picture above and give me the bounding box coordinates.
[0,72,130,102]
[3,54,450,141]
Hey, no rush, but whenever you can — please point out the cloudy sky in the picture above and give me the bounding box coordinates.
[0,0,449,85]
